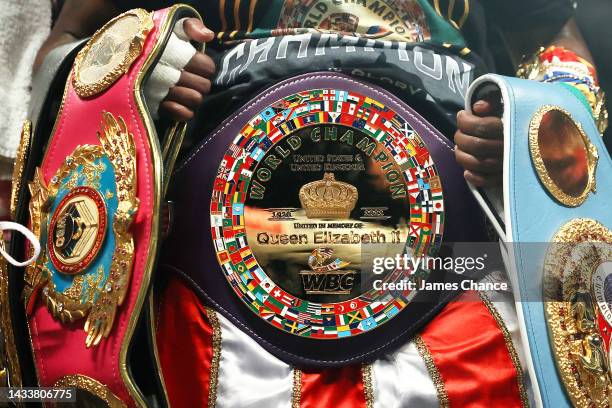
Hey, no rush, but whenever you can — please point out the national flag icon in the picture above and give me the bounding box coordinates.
[296,325,312,336]
[214,238,225,252]
[230,251,242,264]
[359,317,377,331]
[217,250,230,264]
[323,315,336,326]
[260,278,275,293]
[244,256,257,270]
[213,178,226,191]
[259,308,275,320]
[347,310,361,324]
[232,203,244,215]
[432,199,444,212]
[306,303,321,315]
[337,325,351,337]
[283,319,300,334]
[321,305,334,314]
[222,263,233,276]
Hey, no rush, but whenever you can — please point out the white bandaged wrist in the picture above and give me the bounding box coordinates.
[144,18,199,119]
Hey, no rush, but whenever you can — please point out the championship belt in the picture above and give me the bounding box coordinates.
[5,5,200,406]
[160,72,487,367]
[466,74,612,407]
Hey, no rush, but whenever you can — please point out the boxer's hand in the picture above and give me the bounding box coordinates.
[159,18,216,121]
[455,97,504,187]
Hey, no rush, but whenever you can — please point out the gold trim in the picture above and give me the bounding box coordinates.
[433,0,443,17]
[54,374,127,407]
[457,0,470,28]
[414,335,449,407]
[447,0,456,22]
[161,122,188,196]
[292,368,302,408]
[479,292,530,407]
[72,9,154,98]
[205,307,222,408]
[362,364,374,408]
[529,105,598,207]
[148,289,170,407]
[0,238,21,387]
[120,5,203,407]
[10,120,31,220]
[544,218,612,408]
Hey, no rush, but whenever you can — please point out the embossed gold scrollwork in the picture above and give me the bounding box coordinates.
[10,120,31,220]
[84,112,139,348]
[72,9,154,98]
[24,112,138,347]
[544,218,612,408]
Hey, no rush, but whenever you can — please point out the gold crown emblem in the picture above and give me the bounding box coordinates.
[299,173,358,219]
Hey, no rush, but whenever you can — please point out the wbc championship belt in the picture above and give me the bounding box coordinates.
[5,5,200,407]
[161,72,487,367]
[466,74,612,407]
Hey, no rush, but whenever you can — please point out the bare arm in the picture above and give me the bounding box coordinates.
[33,1,215,122]
[456,18,596,187]
[34,0,119,72]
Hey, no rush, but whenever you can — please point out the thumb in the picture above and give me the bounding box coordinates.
[472,86,503,118]
[182,18,214,43]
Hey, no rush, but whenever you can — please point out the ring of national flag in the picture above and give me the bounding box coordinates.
[210,89,444,339]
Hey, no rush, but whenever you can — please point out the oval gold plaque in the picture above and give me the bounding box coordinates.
[72,9,153,98]
[529,106,598,207]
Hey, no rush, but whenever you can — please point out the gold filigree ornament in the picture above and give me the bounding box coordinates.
[24,112,139,347]
[72,9,153,98]
[543,218,612,408]
[529,106,598,207]
[10,120,31,220]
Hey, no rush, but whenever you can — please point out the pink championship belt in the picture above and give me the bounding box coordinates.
[8,5,199,407]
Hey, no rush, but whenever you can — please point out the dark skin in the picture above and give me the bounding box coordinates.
[36,2,595,186]
[455,19,595,187]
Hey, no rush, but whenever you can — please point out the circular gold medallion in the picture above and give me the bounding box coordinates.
[544,218,612,407]
[211,89,445,339]
[73,9,153,97]
[47,186,107,275]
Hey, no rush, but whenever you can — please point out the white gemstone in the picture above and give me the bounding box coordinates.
[43,287,49,296]
[57,303,64,312]
[105,283,112,293]
[66,157,73,165]
[51,176,58,184]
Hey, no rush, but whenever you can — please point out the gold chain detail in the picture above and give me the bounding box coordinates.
[54,374,126,407]
[205,307,222,408]
[362,364,374,408]
[414,335,449,407]
[479,292,530,407]
[292,368,302,408]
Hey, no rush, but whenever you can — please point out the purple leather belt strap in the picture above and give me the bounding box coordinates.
[161,72,486,367]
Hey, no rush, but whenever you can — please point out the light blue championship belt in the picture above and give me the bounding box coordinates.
[466,74,612,408]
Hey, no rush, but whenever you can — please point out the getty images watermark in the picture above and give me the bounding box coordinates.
[360,243,510,294]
